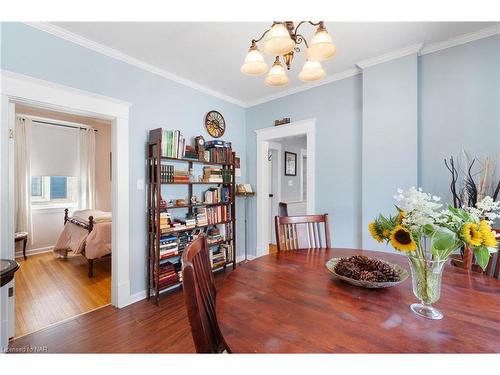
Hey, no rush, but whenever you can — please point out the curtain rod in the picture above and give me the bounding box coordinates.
[32,119,98,132]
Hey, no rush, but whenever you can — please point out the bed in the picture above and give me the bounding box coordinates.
[53,208,112,277]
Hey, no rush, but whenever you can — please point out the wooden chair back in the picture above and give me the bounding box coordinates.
[275,214,331,251]
[181,234,229,353]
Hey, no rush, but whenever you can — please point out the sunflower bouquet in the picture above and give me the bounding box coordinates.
[369,187,499,319]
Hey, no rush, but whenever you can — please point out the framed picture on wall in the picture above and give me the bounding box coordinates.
[284,151,297,176]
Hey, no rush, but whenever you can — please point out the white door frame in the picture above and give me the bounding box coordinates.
[267,141,282,244]
[299,148,307,201]
[0,71,131,347]
[255,118,316,258]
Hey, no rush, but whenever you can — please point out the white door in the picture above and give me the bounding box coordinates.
[268,149,278,244]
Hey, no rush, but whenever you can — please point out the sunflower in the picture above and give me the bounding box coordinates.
[368,222,384,243]
[390,225,417,252]
[479,220,498,248]
[461,223,483,247]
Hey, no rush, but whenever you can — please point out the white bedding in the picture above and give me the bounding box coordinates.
[73,209,112,224]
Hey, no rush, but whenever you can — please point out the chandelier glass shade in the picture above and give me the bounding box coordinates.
[263,23,296,55]
[298,60,326,82]
[241,21,336,86]
[241,45,268,76]
[306,27,337,61]
[265,57,289,86]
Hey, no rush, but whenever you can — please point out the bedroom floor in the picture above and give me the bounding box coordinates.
[14,251,111,338]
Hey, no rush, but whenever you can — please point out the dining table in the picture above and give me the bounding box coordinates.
[216,248,500,353]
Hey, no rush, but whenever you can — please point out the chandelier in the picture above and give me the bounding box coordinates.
[241,21,336,86]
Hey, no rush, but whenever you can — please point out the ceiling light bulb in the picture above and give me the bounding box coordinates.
[298,60,326,82]
[264,23,295,55]
[265,57,289,86]
[241,45,268,75]
[305,25,336,61]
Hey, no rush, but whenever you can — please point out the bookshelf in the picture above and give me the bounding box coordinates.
[147,128,236,305]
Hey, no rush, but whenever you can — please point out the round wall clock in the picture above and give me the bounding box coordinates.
[205,110,226,138]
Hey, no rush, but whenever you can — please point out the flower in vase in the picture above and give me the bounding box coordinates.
[461,223,482,247]
[368,222,384,243]
[479,220,498,248]
[390,225,417,252]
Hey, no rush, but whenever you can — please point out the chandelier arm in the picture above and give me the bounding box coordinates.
[295,34,309,48]
[252,28,271,45]
[293,21,323,36]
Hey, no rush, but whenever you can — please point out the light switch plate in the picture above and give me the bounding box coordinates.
[288,180,293,186]
[137,179,145,190]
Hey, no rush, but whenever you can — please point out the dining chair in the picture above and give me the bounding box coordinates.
[275,214,331,251]
[181,234,230,353]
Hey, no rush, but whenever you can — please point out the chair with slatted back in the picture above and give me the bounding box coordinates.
[182,234,230,353]
[275,214,331,251]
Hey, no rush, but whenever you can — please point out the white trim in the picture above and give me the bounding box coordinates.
[356,43,424,70]
[299,148,307,202]
[246,68,361,108]
[0,71,131,347]
[24,22,246,108]
[255,119,316,258]
[267,141,282,244]
[15,246,52,259]
[420,24,500,56]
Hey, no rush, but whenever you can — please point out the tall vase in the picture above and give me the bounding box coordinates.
[407,255,447,320]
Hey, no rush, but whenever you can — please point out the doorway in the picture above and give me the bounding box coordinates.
[13,105,112,338]
[255,119,316,258]
[0,71,131,349]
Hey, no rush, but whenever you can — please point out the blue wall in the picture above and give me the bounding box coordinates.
[246,35,499,254]
[362,54,418,250]
[2,23,499,274]
[246,76,363,253]
[0,22,247,294]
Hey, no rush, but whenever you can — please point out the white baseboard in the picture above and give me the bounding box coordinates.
[127,290,147,306]
[15,245,53,259]
[236,254,256,263]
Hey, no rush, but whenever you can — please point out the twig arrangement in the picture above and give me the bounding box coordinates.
[444,152,498,208]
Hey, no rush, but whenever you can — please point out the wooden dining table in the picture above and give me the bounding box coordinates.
[216,248,500,353]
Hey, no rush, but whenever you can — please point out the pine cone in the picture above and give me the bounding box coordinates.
[348,256,401,282]
[373,261,400,282]
[348,255,370,270]
[358,270,376,282]
[334,260,361,280]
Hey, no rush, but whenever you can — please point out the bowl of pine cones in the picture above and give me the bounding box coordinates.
[326,255,408,288]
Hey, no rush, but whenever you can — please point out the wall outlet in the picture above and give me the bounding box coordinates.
[136,179,145,190]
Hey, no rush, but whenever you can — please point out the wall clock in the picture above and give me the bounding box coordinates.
[205,110,226,138]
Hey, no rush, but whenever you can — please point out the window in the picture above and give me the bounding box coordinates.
[31,176,77,205]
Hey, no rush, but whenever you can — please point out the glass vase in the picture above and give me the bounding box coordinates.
[407,255,447,320]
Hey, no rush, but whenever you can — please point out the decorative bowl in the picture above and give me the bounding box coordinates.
[325,257,409,289]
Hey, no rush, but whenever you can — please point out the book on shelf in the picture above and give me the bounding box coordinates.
[161,129,187,159]
[203,140,233,164]
[205,205,231,224]
[221,244,234,263]
[203,186,230,204]
[202,167,232,183]
[209,247,226,269]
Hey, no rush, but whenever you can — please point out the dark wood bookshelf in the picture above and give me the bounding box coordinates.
[146,128,237,305]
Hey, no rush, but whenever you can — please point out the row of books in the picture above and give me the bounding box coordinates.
[205,206,231,224]
[160,164,191,183]
[203,187,230,204]
[202,141,233,164]
[161,130,187,159]
[158,262,180,289]
[209,244,234,269]
[202,167,232,183]
[159,234,179,260]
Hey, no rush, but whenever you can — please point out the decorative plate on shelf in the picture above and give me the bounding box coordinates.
[326,257,409,289]
[205,110,225,138]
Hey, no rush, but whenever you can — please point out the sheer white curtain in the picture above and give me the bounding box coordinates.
[79,128,96,209]
[15,116,33,240]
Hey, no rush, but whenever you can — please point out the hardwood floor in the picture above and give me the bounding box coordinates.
[14,251,111,338]
[9,269,230,353]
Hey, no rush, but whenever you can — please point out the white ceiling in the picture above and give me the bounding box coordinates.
[51,22,498,106]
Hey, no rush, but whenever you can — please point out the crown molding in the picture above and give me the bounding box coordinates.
[356,43,424,70]
[420,24,500,55]
[23,22,247,108]
[245,67,361,108]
